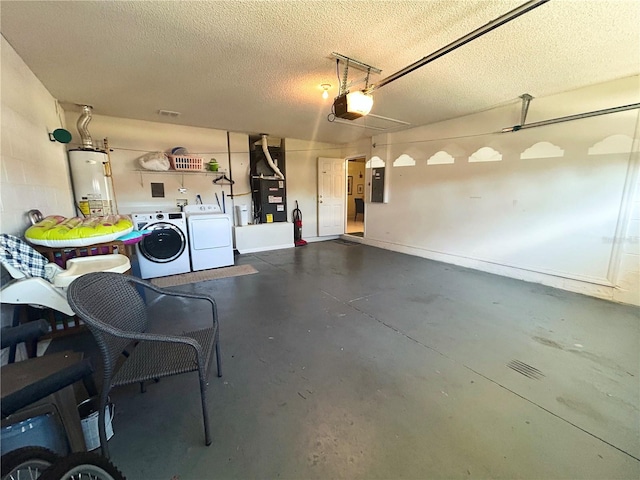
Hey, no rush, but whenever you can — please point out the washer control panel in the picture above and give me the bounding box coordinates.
[131,211,185,229]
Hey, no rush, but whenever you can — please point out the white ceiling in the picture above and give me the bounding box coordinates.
[1,0,639,145]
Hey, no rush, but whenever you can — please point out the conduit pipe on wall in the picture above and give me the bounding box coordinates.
[77,105,95,150]
[501,103,640,133]
[261,134,285,180]
[366,0,550,93]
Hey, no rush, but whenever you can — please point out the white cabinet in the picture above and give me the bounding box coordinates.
[233,223,294,254]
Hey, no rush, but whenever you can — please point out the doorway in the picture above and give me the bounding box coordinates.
[346,157,366,236]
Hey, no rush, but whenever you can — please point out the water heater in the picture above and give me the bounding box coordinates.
[68,149,117,216]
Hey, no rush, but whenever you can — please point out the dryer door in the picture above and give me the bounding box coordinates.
[189,216,232,250]
[138,222,186,263]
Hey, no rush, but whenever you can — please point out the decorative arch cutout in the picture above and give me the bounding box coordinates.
[588,134,634,155]
[427,151,455,165]
[393,154,416,167]
[520,141,565,159]
[366,156,385,168]
[468,147,502,163]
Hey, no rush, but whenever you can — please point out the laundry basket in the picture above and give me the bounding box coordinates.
[168,155,204,171]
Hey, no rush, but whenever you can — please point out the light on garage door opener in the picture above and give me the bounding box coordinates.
[328,0,551,122]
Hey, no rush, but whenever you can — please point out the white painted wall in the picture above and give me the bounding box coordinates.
[612,118,640,305]
[228,132,252,223]
[285,138,344,240]
[0,36,76,343]
[4,33,635,306]
[0,36,74,235]
[62,113,247,219]
[62,114,343,239]
[352,76,640,305]
[342,138,371,167]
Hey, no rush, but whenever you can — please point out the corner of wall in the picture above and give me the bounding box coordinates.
[1,36,74,236]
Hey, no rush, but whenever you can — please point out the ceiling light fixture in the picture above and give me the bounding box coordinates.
[321,84,331,99]
[326,1,548,126]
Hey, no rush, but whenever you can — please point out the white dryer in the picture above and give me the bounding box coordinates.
[183,204,234,271]
[131,211,191,279]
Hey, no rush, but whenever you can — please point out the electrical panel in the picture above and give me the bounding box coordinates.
[371,167,385,203]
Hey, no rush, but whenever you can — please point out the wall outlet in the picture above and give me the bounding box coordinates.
[176,199,188,208]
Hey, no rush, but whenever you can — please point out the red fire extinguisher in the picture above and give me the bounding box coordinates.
[293,201,307,247]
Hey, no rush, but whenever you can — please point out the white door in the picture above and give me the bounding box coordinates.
[317,157,346,236]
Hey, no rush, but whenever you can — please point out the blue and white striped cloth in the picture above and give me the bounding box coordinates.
[0,234,48,279]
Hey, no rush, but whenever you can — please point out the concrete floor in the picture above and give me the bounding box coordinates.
[101,241,638,479]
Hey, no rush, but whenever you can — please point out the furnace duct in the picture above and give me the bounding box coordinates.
[77,105,95,150]
[261,134,284,180]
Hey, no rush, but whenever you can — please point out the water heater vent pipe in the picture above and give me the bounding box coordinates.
[77,105,95,150]
[261,134,284,180]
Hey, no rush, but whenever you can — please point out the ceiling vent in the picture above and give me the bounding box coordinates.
[158,109,181,118]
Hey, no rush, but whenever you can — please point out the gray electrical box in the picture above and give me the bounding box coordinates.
[371,167,385,203]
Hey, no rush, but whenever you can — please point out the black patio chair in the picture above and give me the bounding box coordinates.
[66,272,222,458]
[354,198,365,221]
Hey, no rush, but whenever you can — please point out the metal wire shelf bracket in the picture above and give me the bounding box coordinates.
[331,52,381,96]
[330,53,381,75]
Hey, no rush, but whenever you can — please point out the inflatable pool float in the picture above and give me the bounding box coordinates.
[25,215,134,248]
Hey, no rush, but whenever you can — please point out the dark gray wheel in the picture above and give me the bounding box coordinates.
[39,452,125,480]
[1,447,59,480]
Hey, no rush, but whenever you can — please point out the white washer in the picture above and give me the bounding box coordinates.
[132,211,191,279]
[183,204,234,271]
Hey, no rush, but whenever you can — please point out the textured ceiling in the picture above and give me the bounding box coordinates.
[1,0,639,145]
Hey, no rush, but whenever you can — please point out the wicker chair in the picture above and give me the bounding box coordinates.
[67,271,222,458]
